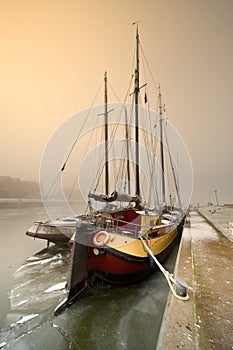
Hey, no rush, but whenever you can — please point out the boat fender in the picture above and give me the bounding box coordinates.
[93,231,109,247]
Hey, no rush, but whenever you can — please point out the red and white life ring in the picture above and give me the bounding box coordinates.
[93,231,109,247]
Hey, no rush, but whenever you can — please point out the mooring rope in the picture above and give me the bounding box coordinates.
[139,236,189,301]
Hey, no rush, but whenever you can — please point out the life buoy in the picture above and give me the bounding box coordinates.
[93,231,109,247]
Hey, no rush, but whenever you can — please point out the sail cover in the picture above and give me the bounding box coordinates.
[88,191,138,203]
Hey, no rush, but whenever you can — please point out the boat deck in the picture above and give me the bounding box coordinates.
[157,209,233,349]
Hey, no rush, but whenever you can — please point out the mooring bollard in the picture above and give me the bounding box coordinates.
[175,276,188,297]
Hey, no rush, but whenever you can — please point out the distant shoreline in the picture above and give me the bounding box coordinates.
[0,198,42,209]
[0,198,83,209]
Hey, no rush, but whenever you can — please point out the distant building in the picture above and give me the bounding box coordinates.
[0,176,40,198]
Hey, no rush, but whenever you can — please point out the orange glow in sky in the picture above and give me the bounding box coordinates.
[0,0,232,204]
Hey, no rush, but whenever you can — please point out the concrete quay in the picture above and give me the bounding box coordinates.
[157,210,233,350]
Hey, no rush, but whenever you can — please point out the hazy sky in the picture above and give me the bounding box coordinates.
[0,0,232,205]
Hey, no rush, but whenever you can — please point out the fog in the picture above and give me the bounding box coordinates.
[0,0,232,205]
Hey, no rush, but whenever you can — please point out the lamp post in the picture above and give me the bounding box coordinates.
[214,190,219,206]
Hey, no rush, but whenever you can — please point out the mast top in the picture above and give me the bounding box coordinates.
[132,21,140,42]
[132,20,141,27]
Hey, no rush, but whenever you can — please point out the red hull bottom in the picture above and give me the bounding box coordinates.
[90,251,152,284]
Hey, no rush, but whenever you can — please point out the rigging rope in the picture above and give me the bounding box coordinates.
[88,74,135,196]
[61,81,104,172]
[139,236,189,301]
[164,127,182,209]
[43,81,104,204]
[139,42,160,91]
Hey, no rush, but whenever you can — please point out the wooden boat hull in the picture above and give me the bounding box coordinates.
[26,222,74,245]
[55,215,185,315]
[71,215,184,285]
[88,228,181,284]
[26,230,70,245]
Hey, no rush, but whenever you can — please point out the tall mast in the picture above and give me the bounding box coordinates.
[135,25,140,198]
[125,108,131,194]
[158,86,165,203]
[104,71,109,195]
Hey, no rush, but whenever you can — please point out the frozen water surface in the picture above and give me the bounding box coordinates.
[0,204,179,349]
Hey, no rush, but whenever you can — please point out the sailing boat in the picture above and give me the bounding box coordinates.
[51,26,189,310]
[27,27,192,312]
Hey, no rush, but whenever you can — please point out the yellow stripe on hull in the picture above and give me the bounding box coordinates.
[107,226,178,258]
